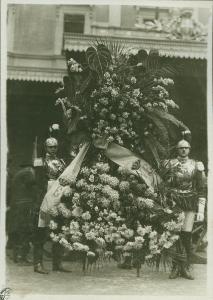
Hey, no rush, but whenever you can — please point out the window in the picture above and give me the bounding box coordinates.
[143,18,155,23]
[64,14,85,34]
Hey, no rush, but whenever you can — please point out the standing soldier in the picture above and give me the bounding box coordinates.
[33,137,71,274]
[8,163,37,264]
[161,137,206,280]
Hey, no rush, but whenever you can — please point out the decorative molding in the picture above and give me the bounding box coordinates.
[64,33,207,59]
[55,5,62,18]
[89,5,94,21]
[7,52,67,82]
[8,52,65,60]
[134,8,207,42]
[7,66,67,83]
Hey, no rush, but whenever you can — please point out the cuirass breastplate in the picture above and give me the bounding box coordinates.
[44,155,65,180]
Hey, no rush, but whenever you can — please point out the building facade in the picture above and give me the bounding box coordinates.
[7,4,209,180]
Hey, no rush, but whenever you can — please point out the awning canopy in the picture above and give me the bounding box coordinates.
[64,33,207,60]
[7,66,67,83]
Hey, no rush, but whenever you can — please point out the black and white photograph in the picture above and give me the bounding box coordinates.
[0,0,213,298]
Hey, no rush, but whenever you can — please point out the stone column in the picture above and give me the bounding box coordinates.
[7,4,16,52]
[54,5,64,55]
[109,5,121,27]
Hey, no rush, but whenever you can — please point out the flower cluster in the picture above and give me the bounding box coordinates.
[68,58,83,73]
[49,46,185,269]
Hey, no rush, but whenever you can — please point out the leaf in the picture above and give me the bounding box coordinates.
[166,123,179,141]
[152,109,189,131]
[79,71,97,95]
[63,76,76,104]
[146,113,169,146]
[86,44,111,79]
[144,135,161,168]
[153,139,169,159]
[67,111,81,134]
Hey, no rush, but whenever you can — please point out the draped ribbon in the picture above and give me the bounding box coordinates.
[104,142,161,192]
[38,142,90,227]
[38,140,161,227]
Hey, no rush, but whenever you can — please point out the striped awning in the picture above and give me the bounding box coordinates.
[64,33,207,59]
[7,66,67,83]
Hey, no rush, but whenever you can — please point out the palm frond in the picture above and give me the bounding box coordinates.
[146,113,170,146]
[153,138,169,159]
[166,122,179,141]
[86,44,112,80]
[152,109,189,131]
[144,135,161,168]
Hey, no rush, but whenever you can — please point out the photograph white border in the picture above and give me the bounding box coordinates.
[1,1,213,299]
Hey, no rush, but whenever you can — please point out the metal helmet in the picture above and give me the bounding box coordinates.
[45,137,58,147]
[176,139,191,149]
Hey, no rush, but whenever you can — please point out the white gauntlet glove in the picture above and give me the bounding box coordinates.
[196,197,206,222]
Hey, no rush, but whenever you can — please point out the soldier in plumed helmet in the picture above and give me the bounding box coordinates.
[33,136,71,274]
[161,132,207,280]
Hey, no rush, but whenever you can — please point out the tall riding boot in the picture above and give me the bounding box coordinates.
[169,234,182,279]
[33,243,49,274]
[33,228,49,274]
[20,237,32,265]
[180,231,194,280]
[169,261,180,279]
[52,243,71,272]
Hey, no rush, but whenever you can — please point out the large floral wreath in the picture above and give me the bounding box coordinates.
[47,42,188,274]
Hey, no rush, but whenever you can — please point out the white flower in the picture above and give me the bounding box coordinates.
[85,231,96,240]
[149,231,158,239]
[52,123,60,130]
[110,114,116,120]
[59,238,69,246]
[122,229,134,239]
[132,89,140,97]
[123,241,134,251]
[73,242,88,251]
[50,233,60,242]
[163,241,173,249]
[135,236,144,244]
[82,211,91,221]
[131,77,137,84]
[72,206,83,217]
[63,186,72,197]
[119,181,130,192]
[104,72,111,79]
[122,112,129,119]
[137,226,146,236]
[89,175,95,183]
[145,254,153,260]
[164,208,172,214]
[111,88,119,97]
[70,221,80,233]
[87,251,96,257]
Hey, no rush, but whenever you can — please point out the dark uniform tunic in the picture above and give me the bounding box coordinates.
[9,166,37,235]
[8,166,37,261]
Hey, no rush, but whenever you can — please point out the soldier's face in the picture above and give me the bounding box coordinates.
[46,145,58,155]
[177,147,190,157]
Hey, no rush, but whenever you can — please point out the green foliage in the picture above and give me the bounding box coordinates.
[86,44,112,80]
